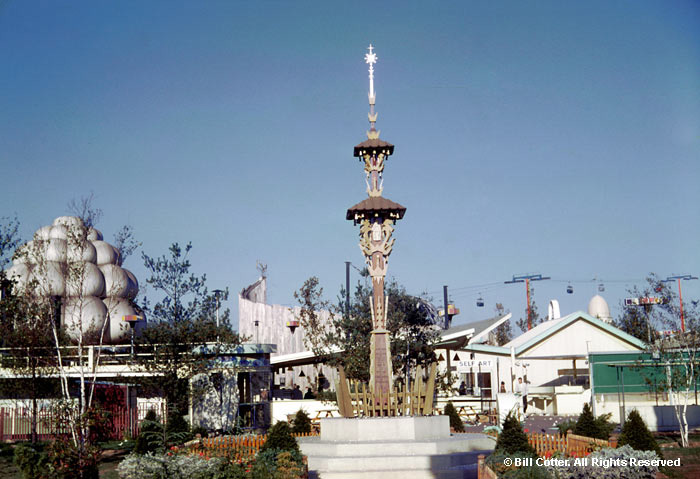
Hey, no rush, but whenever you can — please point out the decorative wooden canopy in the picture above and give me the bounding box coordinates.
[353,138,394,158]
[346,196,406,224]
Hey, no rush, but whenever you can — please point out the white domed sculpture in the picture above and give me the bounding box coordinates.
[588,295,612,323]
[29,261,66,297]
[103,297,140,343]
[87,227,103,241]
[46,239,68,263]
[100,264,130,297]
[67,240,97,264]
[66,263,105,298]
[93,241,121,266]
[5,216,145,344]
[5,263,30,291]
[62,296,107,338]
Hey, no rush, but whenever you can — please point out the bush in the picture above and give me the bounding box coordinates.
[166,413,190,435]
[134,417,163,455]
[117,453,231,479]
[272,450,304,479]
[546,445,659,479]
[251,448,304,479]
[556,418,577,435]
[443,401,464,432]
[134,412,192,455]
[118,449,306,479]
[573,403,615,440]
[574,403,596,437]
[261,422,299,454]
[291,409,312,434]
[495,411,535,456]
[618,409,662,457]
[45,438,100,479]
[14,443,48,479]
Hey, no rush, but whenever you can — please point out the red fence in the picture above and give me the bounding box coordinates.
[0,405,163,442]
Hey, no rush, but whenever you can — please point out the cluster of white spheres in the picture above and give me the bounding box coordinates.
[4,216,146,344]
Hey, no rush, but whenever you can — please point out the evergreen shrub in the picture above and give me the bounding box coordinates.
[574,403,615,440]
[291,409,312,434]
[618,409,662,457]
[495,411,535,456]
[443,401,464,432]
[260,421,299,454]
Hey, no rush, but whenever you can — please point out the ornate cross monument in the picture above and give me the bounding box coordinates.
[346,45,406,395]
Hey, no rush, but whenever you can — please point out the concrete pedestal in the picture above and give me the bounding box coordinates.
[298,416,495,479]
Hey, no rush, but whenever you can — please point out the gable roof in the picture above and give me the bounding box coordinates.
[461,311,646,357]
[436,313,511,349]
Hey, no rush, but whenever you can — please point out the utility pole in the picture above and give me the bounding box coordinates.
[443,285,449,330]
[662,274,698,333]
[505,274,550,330]
[212,289,224,342]
[345,261,351,319]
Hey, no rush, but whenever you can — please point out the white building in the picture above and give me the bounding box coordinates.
[238,276,338,396]
[454,296,646,416]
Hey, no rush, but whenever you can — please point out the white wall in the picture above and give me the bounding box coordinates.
[271,399,339,424]
[239,294,338,391]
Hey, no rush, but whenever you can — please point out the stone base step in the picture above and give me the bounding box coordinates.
[309,450,483,472]
[298,434,495,457]
[308,465,477,479]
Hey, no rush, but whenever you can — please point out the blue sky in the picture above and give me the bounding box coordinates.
[1,1,698,330]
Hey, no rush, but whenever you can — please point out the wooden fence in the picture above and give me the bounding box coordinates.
[528,431,617,457]
[336,364,437,417]
[477,454,498,479]
[477,432,618,479]
[191,432,319,461]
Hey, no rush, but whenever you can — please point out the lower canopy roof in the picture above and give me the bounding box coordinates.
[346,196,406,223]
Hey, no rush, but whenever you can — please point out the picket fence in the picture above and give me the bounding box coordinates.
[0,405,162,442]
[476,431,618,479]
[529,431,616,457]
[192,432,319,461]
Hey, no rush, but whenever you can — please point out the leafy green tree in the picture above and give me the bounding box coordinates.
[619,409,662,457]
[295,275,440,382]
[0,215,20,268]
[495,411,535,456]
[620,274,699,447]
[138,242,242,418]
[0,285,60,444]
[615,274,678,343]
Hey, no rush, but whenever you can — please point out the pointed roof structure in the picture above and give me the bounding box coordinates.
[462,311,646,357]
